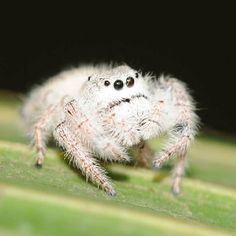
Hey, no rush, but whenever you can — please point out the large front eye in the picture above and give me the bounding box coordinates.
[126,77,134,87]
[114,80,124,90]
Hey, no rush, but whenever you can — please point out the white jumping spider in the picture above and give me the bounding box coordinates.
[22,64,199,196]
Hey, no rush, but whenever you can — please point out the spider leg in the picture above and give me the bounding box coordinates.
[152,130,192,168]
[54,120,116,196]
[134,141,152,168]
[152,78,198,167]
[33,105,57,167]
[151,77,199,193]
[152,121,193,194]
[64,99,130,163]
[171,155,186,195]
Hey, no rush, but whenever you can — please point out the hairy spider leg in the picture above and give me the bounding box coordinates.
[151,77,199,194]
[64,99,130,163]
[54,120,116,196]
[34,105,57,166]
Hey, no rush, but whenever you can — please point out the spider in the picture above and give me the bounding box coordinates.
[21,64,199,196]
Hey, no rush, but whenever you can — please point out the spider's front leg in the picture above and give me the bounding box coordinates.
[151,77,199,194]
[64,100,130,163]
[54,120,116,196]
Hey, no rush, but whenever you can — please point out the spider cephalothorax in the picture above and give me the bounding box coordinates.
[22,64,199,196]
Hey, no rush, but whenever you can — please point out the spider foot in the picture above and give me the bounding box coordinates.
[171,184,181,196]
[104,187,117,197]
[107,189,117,197]
[118,154,130,163]
[35,155,44,168]
[103,184,117,197]
[152,157,164,168]
[35,160,43,168]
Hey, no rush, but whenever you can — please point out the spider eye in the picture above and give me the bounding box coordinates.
[104,80,110,86]
[126,77,135,87]
[135,73,139,78]
[114,80,124,90]
[88,76,91,81]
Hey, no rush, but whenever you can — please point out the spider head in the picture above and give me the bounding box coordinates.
[85,65,149,109]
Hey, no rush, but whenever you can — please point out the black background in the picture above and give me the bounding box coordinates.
[0,4,235,134]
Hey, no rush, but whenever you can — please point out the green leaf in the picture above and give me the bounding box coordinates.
[0,92,236,236]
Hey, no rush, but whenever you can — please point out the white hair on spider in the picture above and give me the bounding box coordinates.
[21,63,199,196]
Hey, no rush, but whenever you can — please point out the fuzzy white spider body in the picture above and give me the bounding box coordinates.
[22,64,199,196]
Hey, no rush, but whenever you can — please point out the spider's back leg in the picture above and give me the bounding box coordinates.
[33,105,58,166]
[22,96,59,167]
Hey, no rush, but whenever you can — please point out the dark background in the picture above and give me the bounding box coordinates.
[0,4,235,134]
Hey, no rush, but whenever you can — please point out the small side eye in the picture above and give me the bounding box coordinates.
[104,80,110,86]
[88,76,91,81]
[126,77,135,87]
[135,73,139,78]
